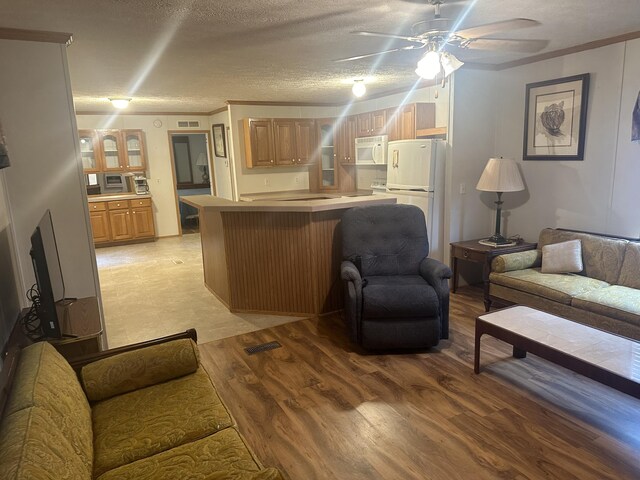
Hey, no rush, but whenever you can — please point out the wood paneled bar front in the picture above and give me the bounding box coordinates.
[183,194,395,316]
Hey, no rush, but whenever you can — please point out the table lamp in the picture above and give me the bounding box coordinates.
[476,157,524,246]
[196,153,209,184]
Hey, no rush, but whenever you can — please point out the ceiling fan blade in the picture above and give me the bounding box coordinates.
[334,44,424,63]
[352,31,422,43]
[455,18,540,39]
[463,38,549,53]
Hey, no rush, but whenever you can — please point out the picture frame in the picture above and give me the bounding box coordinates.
[523,73,590,161]
[212,123,227,158]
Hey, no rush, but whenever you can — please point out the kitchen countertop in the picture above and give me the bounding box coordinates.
[182,192,394,213]
[87,193,152,202]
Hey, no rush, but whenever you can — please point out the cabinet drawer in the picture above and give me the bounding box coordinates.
[452,246,485,263]
[89,202,107,211]
[130,198,151,208]
[107,200,130,210]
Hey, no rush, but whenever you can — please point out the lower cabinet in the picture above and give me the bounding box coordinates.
[88,198,155,245]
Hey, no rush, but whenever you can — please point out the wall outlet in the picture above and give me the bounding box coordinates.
[264,178,270,186]
[459,183,466,195]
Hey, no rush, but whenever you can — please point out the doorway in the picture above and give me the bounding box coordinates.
[168,131,214,235]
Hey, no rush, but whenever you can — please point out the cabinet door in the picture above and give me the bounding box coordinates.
[399,104,417,140]
[273,120,297,166]
[295,120,316,165]
[131,206,155,238]
[99,131,126,171]
[108,208,133,241]
[356,113,372,137]
[317,119,338,190]
[89,209,110,243]
[124,130,146,171]
[345,115,357,163]
[244,119,274,168]
[372,109,387,135]
[79,130,103,173]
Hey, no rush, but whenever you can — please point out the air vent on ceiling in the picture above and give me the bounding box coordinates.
[177,120,200,128]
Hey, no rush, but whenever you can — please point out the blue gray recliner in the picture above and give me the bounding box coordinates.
[340,204,452,350]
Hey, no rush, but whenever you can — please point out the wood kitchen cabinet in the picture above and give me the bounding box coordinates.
[79,130,103,173]
[336,115,357,164]
[83,129,148,173]
[316,118,338,190]
[244,118,275,168]
[383,103,437,141]
[88,202,110,243]
[356,109,387,137]
[273,119,317,166]
[130,198,155,238]
[89,198,155,246]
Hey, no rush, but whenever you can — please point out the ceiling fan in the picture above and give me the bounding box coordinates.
[335,0,548,80]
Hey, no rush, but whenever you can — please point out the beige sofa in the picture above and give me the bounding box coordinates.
[0,333,284,480]
[489,228,640,340]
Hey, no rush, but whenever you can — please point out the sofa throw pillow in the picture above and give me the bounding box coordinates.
[541,239,583,274]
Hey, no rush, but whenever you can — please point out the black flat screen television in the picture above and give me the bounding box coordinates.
[29,210,65,338]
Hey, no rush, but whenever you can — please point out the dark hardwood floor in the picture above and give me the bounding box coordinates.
[198,287,640,480]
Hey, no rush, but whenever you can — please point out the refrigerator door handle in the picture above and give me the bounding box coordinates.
[392,149,399,169]
[372,144,379,164]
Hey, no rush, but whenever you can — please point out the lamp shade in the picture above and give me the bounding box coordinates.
[195,153,208,166]
[476,157,524,193]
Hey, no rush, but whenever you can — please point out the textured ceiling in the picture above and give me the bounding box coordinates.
[3,0,640,112]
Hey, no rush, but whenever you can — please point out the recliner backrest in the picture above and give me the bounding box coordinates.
[342,204,428,276]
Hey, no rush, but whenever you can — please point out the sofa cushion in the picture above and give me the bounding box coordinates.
[91,367,233,477]
[4,342,93,473]
[572,285,640,328]
[618,242,640,290]
[81,338,200,402]
[489,268,609,305]
[541,240,583,274]
[538,228,628,284]
[0,406,92,480]
[96,427,283,480]
[362,275,440,319]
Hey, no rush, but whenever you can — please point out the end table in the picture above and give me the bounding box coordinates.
[449,239,537,311]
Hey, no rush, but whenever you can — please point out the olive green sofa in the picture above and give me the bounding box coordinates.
[0,335,284,480]
[489,228,640,340]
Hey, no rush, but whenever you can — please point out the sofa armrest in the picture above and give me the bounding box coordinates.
[80,337,200,402]
[491,249,542,273]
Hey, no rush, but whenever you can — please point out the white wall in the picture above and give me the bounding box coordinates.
[449,38,640,248]
[76,114,211,237]
[208,109,234,200]
[0,39,99,304]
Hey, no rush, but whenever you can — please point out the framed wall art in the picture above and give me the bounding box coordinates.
[212,123,227,158]
[523,73,590,160]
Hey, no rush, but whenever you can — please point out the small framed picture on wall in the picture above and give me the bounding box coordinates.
[212,123,227,158]
[523,73,590,160]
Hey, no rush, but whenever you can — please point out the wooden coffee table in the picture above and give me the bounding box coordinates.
[475,306,640,399]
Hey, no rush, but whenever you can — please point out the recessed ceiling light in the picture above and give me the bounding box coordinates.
[352,79,366,97]
[109,98,131,109]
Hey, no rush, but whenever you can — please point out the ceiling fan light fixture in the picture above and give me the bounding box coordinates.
[109,97,131,109]
[440,51,464,76]
[352,80,366,97]
[415,51,442,80]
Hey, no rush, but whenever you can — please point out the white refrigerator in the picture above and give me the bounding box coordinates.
[385,139,445,261]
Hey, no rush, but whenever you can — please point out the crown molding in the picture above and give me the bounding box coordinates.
[209,106,228,115]
[0,27,73,46]
[75,111,212,116]
[226,100,341,107]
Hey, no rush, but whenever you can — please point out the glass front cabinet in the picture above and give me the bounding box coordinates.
[78,130,103,173]
[99,130,126,171]
[81,129,147,173]
[317,119,337,190]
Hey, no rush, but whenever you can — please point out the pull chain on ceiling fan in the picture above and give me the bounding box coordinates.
[335,0,548,81]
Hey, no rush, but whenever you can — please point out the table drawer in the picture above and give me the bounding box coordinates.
[130,198,151,208]
[89,202,107,212]
[452,245,486,263]
[107,200,130,210]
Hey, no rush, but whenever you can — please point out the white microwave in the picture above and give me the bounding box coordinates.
[355,135,388,165]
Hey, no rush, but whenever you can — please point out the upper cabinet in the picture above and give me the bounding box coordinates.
[356,109,387,137]
[316,119,338,190]
[336,115,357,164]
[79,130,103,173]
[245,118,317,168]
[385,103,436,141]
[81,129,148,173]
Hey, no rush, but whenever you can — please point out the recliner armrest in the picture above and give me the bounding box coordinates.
[419,257,453,283]
[341,260,362,286]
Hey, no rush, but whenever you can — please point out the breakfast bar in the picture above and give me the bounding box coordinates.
[183,193,395,316]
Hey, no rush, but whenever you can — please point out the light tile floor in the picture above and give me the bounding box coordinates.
[96,234,304,348]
